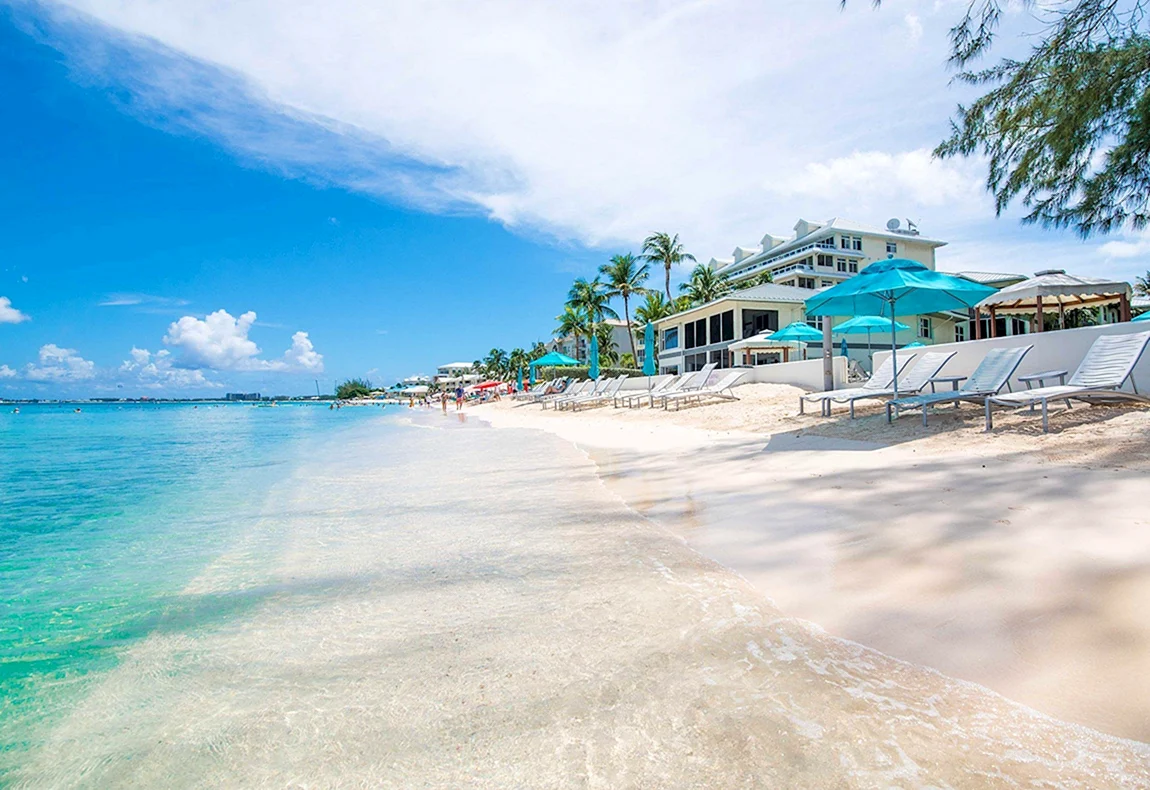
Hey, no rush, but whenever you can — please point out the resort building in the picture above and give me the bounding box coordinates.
[709,217,946,290]
[551,318,638,363]
[434,362,481,386]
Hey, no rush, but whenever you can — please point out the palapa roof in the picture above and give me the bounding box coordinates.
[976,269,1132,313]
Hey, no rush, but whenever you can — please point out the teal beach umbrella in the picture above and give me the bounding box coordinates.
[767,322,824,361]
[1134,312,1150,322]
[588,335,600,380]
[643,322,657,376]
[840,337,848,358]
[530,351,579,367]
[528,365,536,385]
[833,315,911,367]
[806,260,996,398]
[517,366,523,389]
[903,341,926,348]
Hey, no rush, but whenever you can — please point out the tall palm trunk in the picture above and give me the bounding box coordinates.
[664,263,672,301]
[623,295,637,362]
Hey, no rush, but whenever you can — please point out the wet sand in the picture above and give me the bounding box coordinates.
[16,412,1149,787]
[478,391,1150,745]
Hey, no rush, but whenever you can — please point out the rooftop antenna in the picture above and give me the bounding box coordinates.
[906,218,919,234]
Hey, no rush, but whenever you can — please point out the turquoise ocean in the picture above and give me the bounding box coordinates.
[0,402,385,777]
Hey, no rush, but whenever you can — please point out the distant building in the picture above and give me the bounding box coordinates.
[434,362,481,386]
[551,318,637,363]
[402,375,432,386]
[224,392,261,401]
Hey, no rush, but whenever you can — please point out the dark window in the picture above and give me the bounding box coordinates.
[817,254,833,268]
[709,314,721,346]
[684,322,695,349]
[852,236,863,251]
[742,309,779,337]
[836,258,847,272]
[663,327,678,350]
[849,262,859,273]
[798,277,816,289]
[721,310,734,341]
[694,318,707,347]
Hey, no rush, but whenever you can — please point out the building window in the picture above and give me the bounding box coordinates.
[709,314,721,347]
[817,254,834,268]
[852,236,862,251]
[918,317,932,339]
[836,258,847,272]
[806,317,822,330]
[821,279,834,288]
[742,309,779,337]
[954,323,966,343]
[840,235,850,249]
[695,318,707,347]
[798,277,816,289]
[684,322,694,349]
[886,241,897,255]
[721,310,735,341]
[849,261,859,273]
[662,327,678,350]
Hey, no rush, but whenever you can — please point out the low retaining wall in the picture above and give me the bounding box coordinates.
[873,322,1150,392]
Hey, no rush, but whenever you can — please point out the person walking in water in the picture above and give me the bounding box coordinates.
[454,385,464,411]
[440,390,448,414]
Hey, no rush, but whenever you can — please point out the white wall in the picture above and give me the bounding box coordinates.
[744,357,847,390]
[873,322,1150,393]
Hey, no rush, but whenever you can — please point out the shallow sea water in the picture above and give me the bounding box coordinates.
[4,405,1149,787]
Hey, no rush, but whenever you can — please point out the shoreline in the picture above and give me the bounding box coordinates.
[471,385,1150,745]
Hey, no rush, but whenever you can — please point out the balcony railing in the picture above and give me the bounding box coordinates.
[722,239,849,280]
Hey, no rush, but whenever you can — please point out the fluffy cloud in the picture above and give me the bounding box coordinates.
[32,0,996,257]
[24,344,97,381]
[119,347,216,388]
[0,296,29,324]
[163,309,323,372]
[0,365,16,379]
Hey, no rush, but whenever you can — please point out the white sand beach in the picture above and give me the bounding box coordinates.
[477,383,1150,745]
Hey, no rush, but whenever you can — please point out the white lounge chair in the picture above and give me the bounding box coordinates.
[985,331,1150,432]
[652,363,718,409]
[513,379,554,401]
[799,354,913,418]
[555,375,619,411]
[886,345,1032,426]
[566,375,628,411]
[541,379,592,409]
[615,375,679,408]
[661,369,749,410]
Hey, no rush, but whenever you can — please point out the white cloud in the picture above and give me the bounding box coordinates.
[0,365,16,379]
[162,309,323,372]
[119,347,216,388]
[33,0,988,259]
[0,296,29,324]
[24,344,97,381]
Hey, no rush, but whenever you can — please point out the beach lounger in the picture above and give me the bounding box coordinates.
[886,345,1032,426]
[566,375,628,411]
[615,375,679,408]
[661,369,748,410]
[985,331,1150,432]
[799,354,912,418]
[651,363,717,409]
[816,351,955,419]
[541,379,592,409]
[513,380,552,401]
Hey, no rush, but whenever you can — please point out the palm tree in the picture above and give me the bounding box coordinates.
[508,347,529,382]
[567,277,619,323]
[530,341,548,360]
[594,322,619,367]
[554,305,591,360]
[633,291,676,326]
[733,270,774,291]
[641,232,696,301]
[483,348,509,380]
[1136,271,1150,296]
[679,264,732,306]
[599,252,650,362]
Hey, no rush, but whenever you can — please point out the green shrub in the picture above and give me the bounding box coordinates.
[335,378,373,399]
[533,366,643,381]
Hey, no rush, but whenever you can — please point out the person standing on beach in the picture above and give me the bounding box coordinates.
[440,391,448,414]
[455,385,464,411]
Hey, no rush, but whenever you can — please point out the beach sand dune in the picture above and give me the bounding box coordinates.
[17,412,1148,788]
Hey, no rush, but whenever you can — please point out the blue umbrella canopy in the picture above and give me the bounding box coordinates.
[588,335,600,380]
[767,322,825,342]
[833,315,910,334]
[529,351,579,367]
[517,366,524,389]
[1133,311,1150,323]
[643,322,657,375]
[528,365,536,385]
[903,341,926,348]
[805,259,997,318]
[806,260,997,398]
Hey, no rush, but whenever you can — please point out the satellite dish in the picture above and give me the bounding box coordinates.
[886,218,901,231]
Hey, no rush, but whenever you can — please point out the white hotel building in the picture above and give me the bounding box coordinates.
[654,217,1024,374]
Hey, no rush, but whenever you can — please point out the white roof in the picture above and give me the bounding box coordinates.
[977,269,1132,310]
[654,283,817,325]
[952,270,1027,285]
[439,362,474,369]
[728,332,797,351]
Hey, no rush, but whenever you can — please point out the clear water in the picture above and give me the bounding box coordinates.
[0,402,386,775]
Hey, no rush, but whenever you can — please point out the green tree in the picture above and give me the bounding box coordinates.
[530,341,548,359]
[640,232,696,301]
[567,277,619,323]
[734,270,774,290]
[619,352,636,369]
[483,348,509,380]
[1136,270,1150,296]
[633,291,676,326]
[554,305,592,359]
[599,252,650,362]
[854,0,1150,237]
[593,321,619,366]
[679,264,733,306]
[508,347,529,381]
[335,377,372,399]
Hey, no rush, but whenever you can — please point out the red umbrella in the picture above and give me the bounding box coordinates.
[473,381,502,390]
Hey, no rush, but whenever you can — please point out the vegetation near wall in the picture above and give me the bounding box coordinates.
[534,366,643,381]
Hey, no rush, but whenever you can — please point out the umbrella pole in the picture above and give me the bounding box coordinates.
[889,300,899,401]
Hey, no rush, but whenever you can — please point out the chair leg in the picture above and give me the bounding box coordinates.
[849,400,855,419]
[984,399,993,432]
[799,398,804,415]
[1042,399,1049,433]
[922,405,929,427]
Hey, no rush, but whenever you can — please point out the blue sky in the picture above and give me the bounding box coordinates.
[1,1,1147,397]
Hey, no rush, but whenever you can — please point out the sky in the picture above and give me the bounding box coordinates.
[1,0,1147,398]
